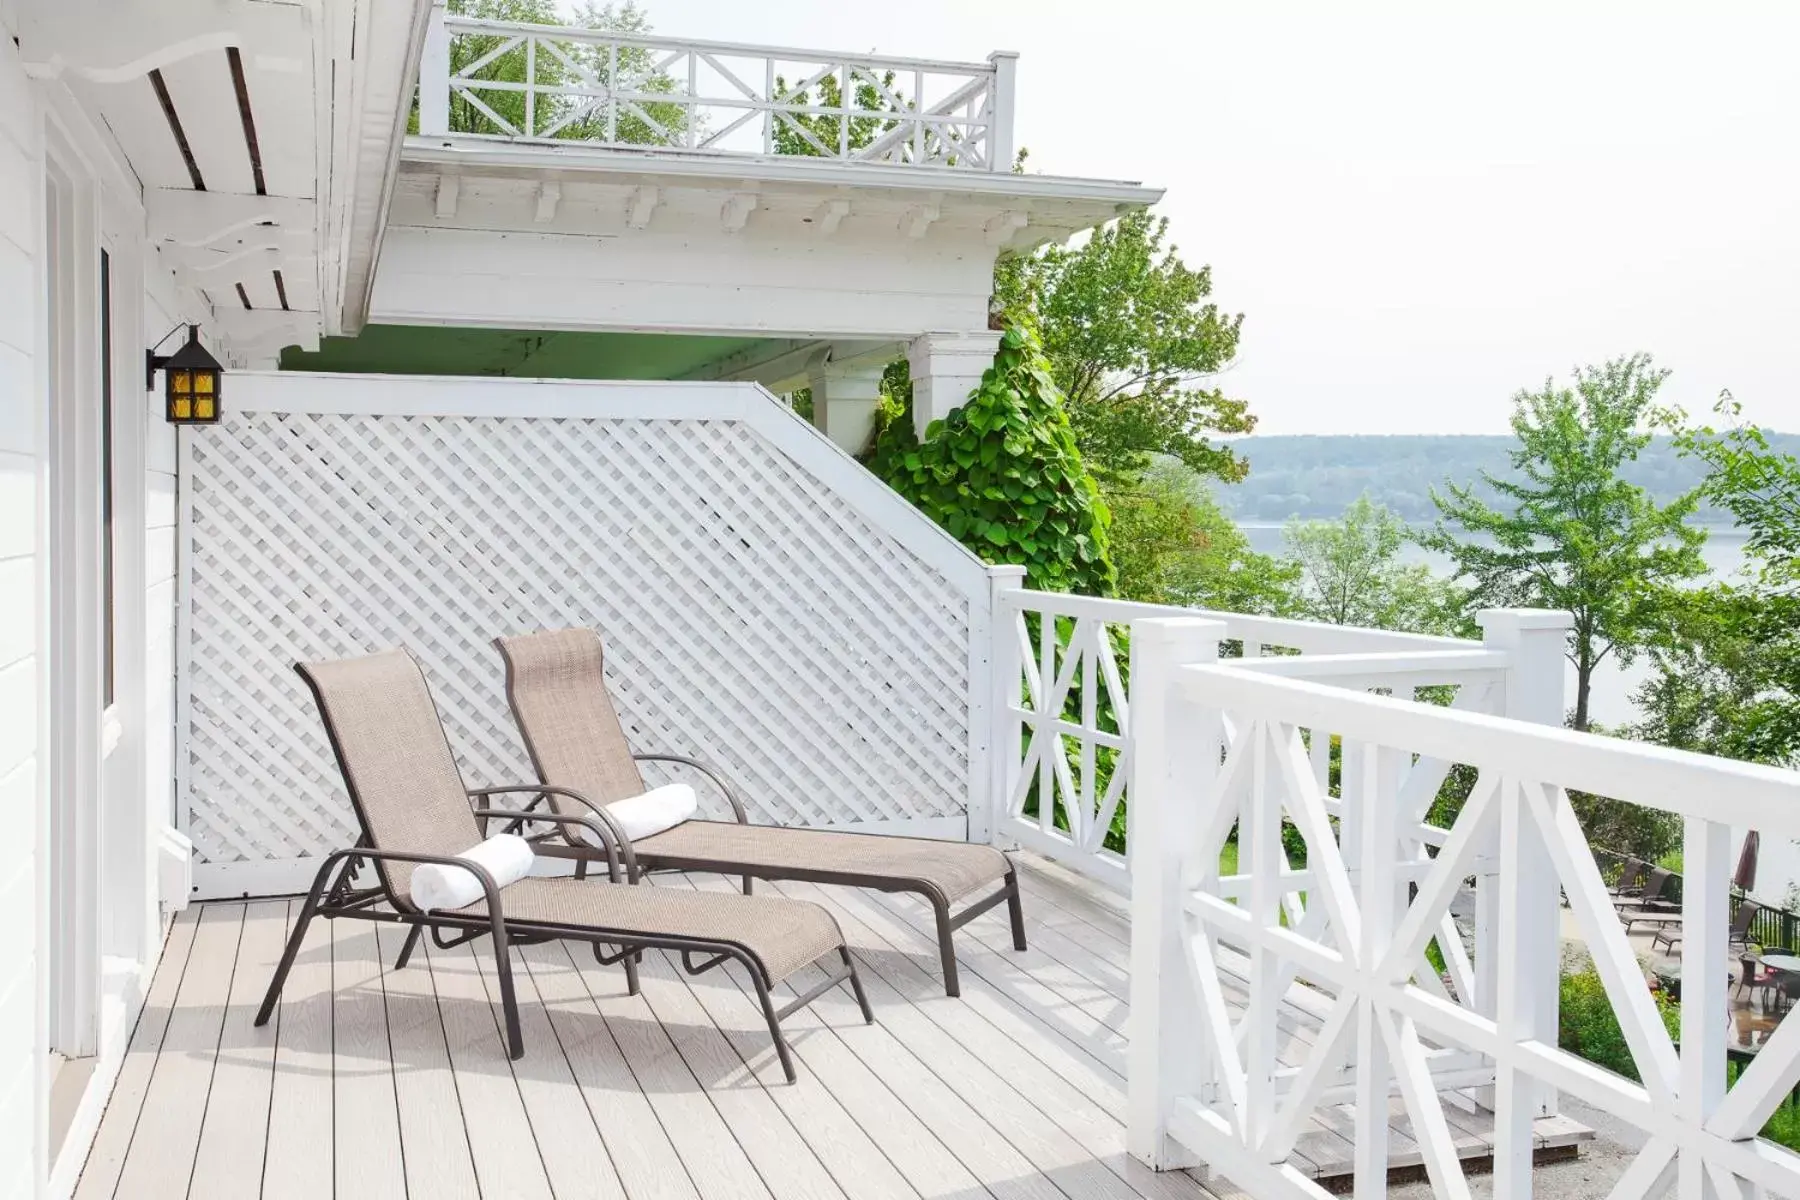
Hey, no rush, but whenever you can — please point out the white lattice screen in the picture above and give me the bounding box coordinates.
[178,373,994,898]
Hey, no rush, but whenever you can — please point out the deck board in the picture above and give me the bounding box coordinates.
[72,854,1588,1198]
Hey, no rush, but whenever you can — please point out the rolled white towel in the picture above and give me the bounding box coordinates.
[409,833,535,912]
[604,782,699,842]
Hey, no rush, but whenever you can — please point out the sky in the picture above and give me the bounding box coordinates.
[637,0,1800,436]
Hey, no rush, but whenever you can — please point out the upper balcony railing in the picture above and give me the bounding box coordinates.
[416,4,1016,171]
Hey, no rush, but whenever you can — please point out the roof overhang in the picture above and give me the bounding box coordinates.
[399,135,1163,253]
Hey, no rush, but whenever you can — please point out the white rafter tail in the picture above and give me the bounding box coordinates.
[626,185,660,231]
[900,202,941,240]
[435,175,461,220]
[811,198,851,237]
[146,190,314,248]
[984,209,1029,247]
[534,182,561,224]
[721,191,757,234]
[17,0,307,81]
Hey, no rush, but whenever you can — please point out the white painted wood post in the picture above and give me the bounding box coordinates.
[1128,616,1227,1170]
[981,566,1027,847]
[419,1,451,137]
[1678,816,1734,1200]
[1477,608,1571,1131]
[986,52,1018,170]
[806,357,885,455]
[906,331,1002,441]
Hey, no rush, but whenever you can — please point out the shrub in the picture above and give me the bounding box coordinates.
[1558,965,1678,1082]
[875,325,1115,595]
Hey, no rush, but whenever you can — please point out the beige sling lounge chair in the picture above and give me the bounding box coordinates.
[495,628,1027,997]
[255,648,871,1081]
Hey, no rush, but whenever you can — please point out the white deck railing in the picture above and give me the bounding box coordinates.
[416,4,1016,170]
[990,588,1511,894]
[1125,612,1800,1200]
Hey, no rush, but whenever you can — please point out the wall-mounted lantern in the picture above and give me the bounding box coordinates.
[146,324,224,424]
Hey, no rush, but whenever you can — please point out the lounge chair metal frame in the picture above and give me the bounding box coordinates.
[495,631,1028,997]
[255,657,872,1082]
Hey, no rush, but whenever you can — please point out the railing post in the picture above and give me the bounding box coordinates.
[980,565,1027,848]
[1127,616,1227,1170]
[985,51,1018,171]
[419,1,451,137]
[1476,607,1571,1134]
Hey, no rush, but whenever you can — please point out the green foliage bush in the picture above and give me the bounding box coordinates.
[875,326,1116,595]
[1558,965,1679,1082]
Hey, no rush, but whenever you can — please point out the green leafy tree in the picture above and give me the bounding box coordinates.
[1107,459,1298,613]
[878,326,1114,594]
[1419,355,1708,730]
[1281,495,1465,634]
[1635,393,1800,766]
[771,71,902,159]
[439,0,687,145]
[993,210,1250,486]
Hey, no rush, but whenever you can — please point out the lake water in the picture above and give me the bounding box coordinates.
[1237,523,1753,728]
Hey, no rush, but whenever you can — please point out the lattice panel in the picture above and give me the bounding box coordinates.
[182,408,973,875]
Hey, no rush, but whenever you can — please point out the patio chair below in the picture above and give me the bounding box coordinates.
[256,648,872,1081]
[495,627,1027,997]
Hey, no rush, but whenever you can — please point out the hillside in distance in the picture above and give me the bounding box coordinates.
[1217,432,1800,524]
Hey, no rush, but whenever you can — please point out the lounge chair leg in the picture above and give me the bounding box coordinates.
[490,924,525,1060]
[751,972,798,1084]
[624,949,641,995]
[841,948,874,1023]
[743,874,753,895]
[575,858,589,881]
[1005,868,1028,952]
[256,853,343,1028]
[393,924,424,971]
[933,900,960,998]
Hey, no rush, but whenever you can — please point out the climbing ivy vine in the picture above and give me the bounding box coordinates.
[874,326,1115,595]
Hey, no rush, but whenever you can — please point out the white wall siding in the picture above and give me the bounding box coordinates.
[0,19,39,1196]
[143,286,180,837]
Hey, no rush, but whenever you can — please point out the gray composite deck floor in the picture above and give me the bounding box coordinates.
[71,854,1588,1199]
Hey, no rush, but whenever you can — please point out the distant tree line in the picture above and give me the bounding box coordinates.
[1219,431,1800,524]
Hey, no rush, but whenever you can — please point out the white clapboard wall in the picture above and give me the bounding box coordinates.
[178,373,996,899]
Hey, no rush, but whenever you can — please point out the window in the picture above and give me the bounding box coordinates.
[100,249,114,708]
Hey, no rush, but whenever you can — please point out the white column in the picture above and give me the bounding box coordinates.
[419,2,451,136]
[986,52,1019,171]
[1127,616,1228,1170]
[906,331,1001,440]
[806,358,885,455]
[1476,607,1572,1137]
[979,564,1028,847]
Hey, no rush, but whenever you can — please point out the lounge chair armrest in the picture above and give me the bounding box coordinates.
[467,784,641,882]
[631,752,748,824]
[469,808,631,884]
[335,846,508,920]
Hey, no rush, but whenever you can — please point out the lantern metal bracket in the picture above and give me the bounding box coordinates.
[145,321,188,391]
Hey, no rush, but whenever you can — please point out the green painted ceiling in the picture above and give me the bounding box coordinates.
[279,324,768,382]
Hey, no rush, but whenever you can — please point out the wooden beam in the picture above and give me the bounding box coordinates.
[435,176,460,219]
[626,185,659,230]
[534,182,560,223]
[18,0,306,82]
[144,189,314,247]
[984,210,1028,246]
[900,203,940,240]
[721,191,757,234]
[811,198,851,237]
